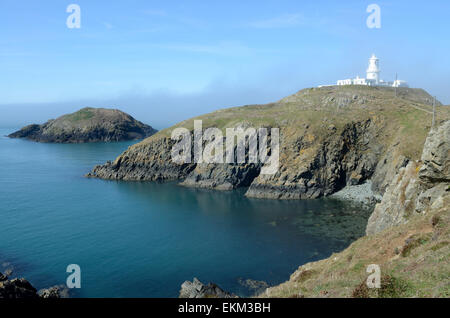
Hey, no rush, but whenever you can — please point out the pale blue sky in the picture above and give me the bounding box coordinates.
[1,0,449,128]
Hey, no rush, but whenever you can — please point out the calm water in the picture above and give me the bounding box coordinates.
[0,128,371,297]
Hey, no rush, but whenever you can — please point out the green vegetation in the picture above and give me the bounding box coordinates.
[430,241,449,252]
[64,107,95,122]
[401,234,431,257]
[352,274,411,298]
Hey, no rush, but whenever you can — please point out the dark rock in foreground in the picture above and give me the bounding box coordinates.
[179,278,237,298]
[8,107,157,143]
[0,272,38,299]
[0,272,65,299]
[38,285,69,299]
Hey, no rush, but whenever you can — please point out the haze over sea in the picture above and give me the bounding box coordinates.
[0,128,370,297]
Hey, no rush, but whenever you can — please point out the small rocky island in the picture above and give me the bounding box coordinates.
[8,107,157,143]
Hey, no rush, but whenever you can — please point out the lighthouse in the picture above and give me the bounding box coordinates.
[329,54,409,88]
[366,54,380,85]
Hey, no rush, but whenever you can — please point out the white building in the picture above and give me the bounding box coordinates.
[334,54,408,88]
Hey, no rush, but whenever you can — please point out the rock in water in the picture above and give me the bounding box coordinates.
[238,278,269,295]
[8,107,157,143]
[0,272,65,299]
[38,285,69,298]
[179,278,236,298]
[0,273,8,282]
[0,272,38,299]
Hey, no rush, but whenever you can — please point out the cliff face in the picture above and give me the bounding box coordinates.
[88,86,449,201]
[366,121,450,235]
[245,119,383,199]
[8,107,157,143]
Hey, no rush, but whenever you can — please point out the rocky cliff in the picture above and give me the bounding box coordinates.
[366,120,449,235]
[88,86,449,201]
[8,107,157,143]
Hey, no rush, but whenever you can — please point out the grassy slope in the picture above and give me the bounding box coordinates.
[134,86,449,161]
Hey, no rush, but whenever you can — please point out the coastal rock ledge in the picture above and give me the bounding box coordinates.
[8,107,157,143]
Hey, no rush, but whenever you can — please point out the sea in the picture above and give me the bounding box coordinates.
[0,128,371,297]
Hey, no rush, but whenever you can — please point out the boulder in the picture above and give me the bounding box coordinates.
[179,278,236,298]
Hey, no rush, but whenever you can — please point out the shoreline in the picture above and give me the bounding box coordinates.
[329,181,382,207]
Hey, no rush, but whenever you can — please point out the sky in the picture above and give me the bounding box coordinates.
[1,0,449,129]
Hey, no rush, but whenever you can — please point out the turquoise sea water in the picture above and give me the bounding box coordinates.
[0,128,371,297]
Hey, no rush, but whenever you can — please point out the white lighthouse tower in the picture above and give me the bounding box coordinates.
[366,54,380,85]
[330,54,409,88]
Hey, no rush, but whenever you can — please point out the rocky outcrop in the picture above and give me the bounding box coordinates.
[0,272,66,299]
[87,137,195,181]
[0,273,38,299]
[88,116,397,199]
[366,121,449,235]
[38,285,69,298]
[179,278,236,298]
[238,278,269,295]
[419,120,450,183]
[8,107,157,143]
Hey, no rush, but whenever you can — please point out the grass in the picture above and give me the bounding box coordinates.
[292,269,316,283]
[401,234,431,257]
[430,241,449,252]
[351,274,411,298]
[63,108,96,122]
